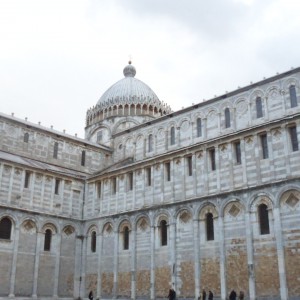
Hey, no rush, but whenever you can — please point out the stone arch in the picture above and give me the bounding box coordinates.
[62,224,76,237]
[154,210,171,226]
[102,221,114,237]
[0,213,17,228]
[135,214,150,231]
[118,218,132,232]
[205,107,218,118]
[219,197,245,217]
[222,198,245,220]
[278,189,300,211]
[41,222,58,234]
[199,203,218,220]
[249,88,265,100]
[86,223,99,235]
[248,193,274,213]
[275,185,300,208]
[20,219,37,234]
[112,117,140,135]
[219,101,233,111]
[176,207,193,224]
[192,110,205,121]
[283,77,299,90]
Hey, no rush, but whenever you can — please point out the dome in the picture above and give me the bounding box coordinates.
[86,62,172,127]
[97,61,160,106]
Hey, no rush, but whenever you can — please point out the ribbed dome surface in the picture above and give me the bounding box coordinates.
[97,62,160,106]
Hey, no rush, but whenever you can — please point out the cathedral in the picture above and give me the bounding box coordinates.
[0,62,300,300]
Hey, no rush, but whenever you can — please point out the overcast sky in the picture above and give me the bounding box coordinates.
[0,0,299,138]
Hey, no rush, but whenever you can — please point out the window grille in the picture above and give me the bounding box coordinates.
[289,126,299,151]
[206,213,214,241]
[148,134,153,152]
[55,178,60,195]
[123,227,129,250]
[260,134,269,159]
[225,108,231,128]
[91,231,96,252]
[44,229,52,251]
[289,85,298,108]
[170,127,175,145]
[258,204,270,235]
[146,167,151,186]
[165,162,171,181]
[81,150,86,166]
[0,217,12,240]
[160,220,167,246]
[234,141,241,164]
[256,97,263,118]
[187,156,193,176]
[197,118,202,137]
[24,171,31,188]
[53,142,58,159]
[209,148,216,171]
[24,132,29,143]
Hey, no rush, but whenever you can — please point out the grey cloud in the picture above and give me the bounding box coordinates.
[116,0,272,40]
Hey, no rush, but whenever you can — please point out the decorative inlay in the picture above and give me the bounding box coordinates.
[245,135,253,144]
[181,120,190,131]
[179,211,191,223]
[22,220,36,233]
[158,129,164,138]
[197,151,203,159]
[228,204,240,217]
[155,163,160,170]
[63,226,75,236]
[175,158,181,165]
[138,218,148,231]
[272,128,281,140]
[15,168,21,176]
[286,193,299,208]
[104,223,113,236]
[236,101,247,114]
[36,174,43,182]
[220,143,227,152]
[4,166,11,175]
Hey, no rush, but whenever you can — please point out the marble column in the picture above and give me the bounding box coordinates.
[130,226,137,300]
[32,231,42,298]
[53,234,62,298]
[97,232,103,299]
[273,207,288,300]
[244,212,256,300]
[218,216,226,300]
[9,225,20,298]
[150,225,155,300]
[193,218,200,300]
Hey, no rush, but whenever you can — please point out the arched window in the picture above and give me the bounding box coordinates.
[289,85,298,108]
[206,213,214,241]
[24,132,29,143]
[256,97,263,118]
[170,127,175,145]
[0,217,12,240]
[258,204,270,235]
[160,220,168,246]
[91,231,96,253]
[53,142,58,159]
[225,108,231,128]
[148,134,153,152]
[123,226,129,250]
[81,150,86,166]
[44,229,52,251]
[196,118,202,137]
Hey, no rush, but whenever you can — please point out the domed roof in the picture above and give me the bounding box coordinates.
[97,61,160,106]
[86,62,172,128]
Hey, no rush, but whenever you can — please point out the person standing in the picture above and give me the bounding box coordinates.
[238,291,244,300]
[229,290,237,300]
[88,290,94,300]
[208,290,213,300]
[202,289,206,300]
